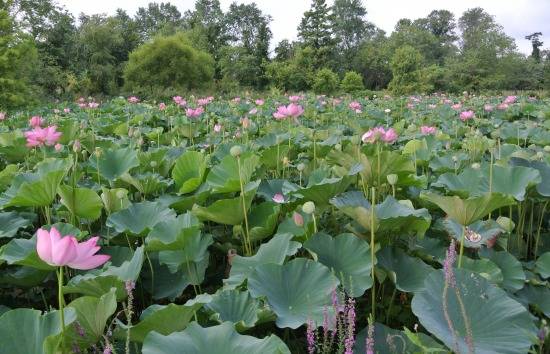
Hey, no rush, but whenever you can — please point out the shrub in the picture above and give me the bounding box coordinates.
[312,68,339,95]
[340,71,365,93]
[124,33,214,95]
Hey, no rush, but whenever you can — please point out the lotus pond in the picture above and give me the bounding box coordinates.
[0,94,549,353]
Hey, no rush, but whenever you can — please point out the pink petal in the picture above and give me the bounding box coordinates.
[68,254,110,270]
[36,229,53,264]
[51,236,77,266]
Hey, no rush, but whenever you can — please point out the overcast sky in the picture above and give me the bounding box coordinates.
[57,0,549,55]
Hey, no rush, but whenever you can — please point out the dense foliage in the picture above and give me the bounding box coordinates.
[1,0,550,109]
[0,93,549,353]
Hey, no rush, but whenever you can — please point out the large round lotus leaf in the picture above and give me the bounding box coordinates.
[157,234,212,281]
[420,192,515,226]
[434,165,540,201]
[58,185,103,221]
[248,201,280,242]
[259,144,290,169]
[145,212,201,251]
[224,233,301,289]
[192,180,259,225]
[0,212,32,238]
[100,187,131,214]
[479,249,525,291]
[142,322,290,354]
[459,257,503,285]
[120,172,171,196]
[412,269,537,354]
[0,267,49,287]
[206,289,261,330]
[535,252,550,279]
[375,196,431,237]
[171,150,207,194]
[66,288,117,349]
[88,147,139,181]
[0,237,54,270]
[206,152,260,193]
[304,232,373,297]
[510,158,550,196]
[248,258,339,329]
[115,302,202,343]
[142,254,190,300]
[443,218,503,249]
[64,246,144,300]
[257,179,300,203]
[0,169,66,208]
[330,190,374,230]
[0,308,76,354]
[293,175,352,206]
[106,201,176,236]
[377,246,434,293]
[354,322,445,354]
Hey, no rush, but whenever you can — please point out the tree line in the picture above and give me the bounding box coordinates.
[1,0,549,109]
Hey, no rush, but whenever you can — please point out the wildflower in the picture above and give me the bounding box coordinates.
[272,193,285,204]
[306,319,316,354]
[443,239,457,287]
[420,126,436,135]
[24,126,62,148]
[344,297,356,354]
[365,321,375,354]
[459,110,475,121]
[36,227,110,270]
[29,116,44,128]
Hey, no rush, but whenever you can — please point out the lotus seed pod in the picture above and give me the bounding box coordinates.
[452,155,458,162]
[302,201,315,215]
[150,161,157,168]
[471,162,481,169]
[496,216,515,233]
[334,144,342,151]
[282,156,289,165]
[115,190,126,199]
[387,174,398,186]
[230,145,242,157]
[297,163,306,172]
[94,147,102,157]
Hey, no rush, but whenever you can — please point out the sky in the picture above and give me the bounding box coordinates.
[57,0,550,55]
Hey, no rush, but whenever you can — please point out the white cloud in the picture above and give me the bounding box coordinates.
[57,0,550,55]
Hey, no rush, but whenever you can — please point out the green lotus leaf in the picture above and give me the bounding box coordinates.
[412,269,537,354]
[460,257,503,284]
[0,212,32,238]
[142,322,290,354]
[377,246,434,293]
[259,144,290,169]
[88,147,139,181]
[224,233,301,289]
[116,302,202,343]
[510,157,550,196]
[479,249,525,291]
[206,152,260,193]
[0,237,54,270]
[1,166,67,208]
[120,172,171,196]
[66,288,117,349]
[443,218,503,249]
[375,196,432,237]
[420,192,515,226]
[157,233,213,282]
[58,185,103,221]
[145,212,201,251]
[257,179,300,202]
[294,175,352,206]
[248,258,339,329]
[0,267,49,287]
[192,180,260,225]
[106,201,176,236]
[206,289,261,330]
[142,255,190,300]
[0,308,76,354]
[172,150,207,194]
[535,252,550,279]
[304,232,373,297]
[248,201,281,242]
[100,187,131,214]
[515,284,550,317]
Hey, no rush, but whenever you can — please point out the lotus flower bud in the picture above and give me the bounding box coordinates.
[72,140,81,153]
[150,161,157,168]
[496,216,515,233]
[94,147,102,158]
[387,174,398,186]
[471,162,481,170]
[116,190,126,199]
[302,201,315,215]
[334,144,341,151]
[230,145,242,157]
[282,156,289,166]
[293,212,304,227]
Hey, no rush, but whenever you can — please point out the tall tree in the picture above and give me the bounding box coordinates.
[298,0,334,66]
[525,32,543,62]
[134,2,182,40]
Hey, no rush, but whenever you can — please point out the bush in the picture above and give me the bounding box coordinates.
[312,68,339,95]
[340,71,364,93]
[124,33,214,95]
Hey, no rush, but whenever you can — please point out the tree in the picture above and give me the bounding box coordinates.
[134,2,183,40]
[312,68,339,94]
[298,0,334,67]
[525,32,543,62]
[340,71,364,93]
[0,6,37,109]
[353,30,392,90]
[124,33,214,95]
[388,45,431,94]
[274,40,295,61]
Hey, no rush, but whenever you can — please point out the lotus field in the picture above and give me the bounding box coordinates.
[1,93,550,354]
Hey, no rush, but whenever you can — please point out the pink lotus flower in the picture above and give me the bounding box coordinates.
[24,126,62,148]
[497,103,509,110]
[198,98,210,106]
[255,99,265,106]
[173,96,184,105]
[78,97,86,103]
[186,107,204,119]
[459,110,475,121]
[503,95,517,104]
[36,227,110,270]
[273,104,304,120]
[428,104,437,109]
[54,143,63,152]
[361,127,386,144]
[63,108,71,113]
[420,126,437,135]
[0,112,5,121]
[451,103,462,110]
[29,116,44,128]
[159,102,166,111]
[78,103,87,109]
[214,124,222,133]
[382,128,398,143]
[349,101,361,111]
[293,212,304,227]
[128,96,139,104]
[484,104,494,112]
[241,117,251,129]
[88,102,99,109]
[53,109,60,114]
[232,97,241,104]
[248,108,258,115]
[272,193,285,203]
[289,95,302,102]
[407,103,414,109]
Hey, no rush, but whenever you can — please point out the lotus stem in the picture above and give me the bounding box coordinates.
[458,225,465,268]
[237,156,252,256]
[57,266,66,350]
[370,187,376,321]
[535,201,548,257]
